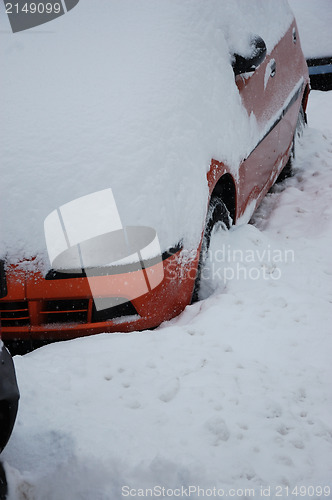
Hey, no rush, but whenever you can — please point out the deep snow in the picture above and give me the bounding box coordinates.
[1,90,332,500]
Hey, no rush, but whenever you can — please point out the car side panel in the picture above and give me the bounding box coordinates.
[234,21,309,221]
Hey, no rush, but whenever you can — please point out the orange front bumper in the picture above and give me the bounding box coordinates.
[0,249,199,341]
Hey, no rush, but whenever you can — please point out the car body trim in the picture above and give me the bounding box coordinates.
[247,78,304,159]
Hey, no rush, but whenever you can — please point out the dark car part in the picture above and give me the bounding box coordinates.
[192,197,231,303]
[307,57,332,91]
[276,104,307,183]
[0,262,7,300]
[233,35,267,76]
[0,462,7,500]
[0,344,19,453]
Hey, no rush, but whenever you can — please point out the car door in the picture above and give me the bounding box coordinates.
[235,21,307,217]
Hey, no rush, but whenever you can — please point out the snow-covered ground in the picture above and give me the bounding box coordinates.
[1,90,331,499]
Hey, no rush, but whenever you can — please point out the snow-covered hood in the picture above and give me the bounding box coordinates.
[0,0,293,266]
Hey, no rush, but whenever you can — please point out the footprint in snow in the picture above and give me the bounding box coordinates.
[205,416,230,445]
[275,455,294,467]
[291,439,305,449]
[265,401,283,419]
[159,378,180,403]
[277,424,291,436]
[125,400,141,409]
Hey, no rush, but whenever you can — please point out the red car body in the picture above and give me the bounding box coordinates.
[0,20,310,344]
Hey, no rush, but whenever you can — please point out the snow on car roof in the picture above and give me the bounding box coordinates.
[0,0,293,264]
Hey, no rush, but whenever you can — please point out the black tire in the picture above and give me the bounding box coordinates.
[277,104,306,182]
[192,197,231,302]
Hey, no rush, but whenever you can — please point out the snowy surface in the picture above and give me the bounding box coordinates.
[2,90,332,499]
[0,0,294,262]
[289,0,332,58]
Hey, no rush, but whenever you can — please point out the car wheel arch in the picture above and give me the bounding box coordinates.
[208,172,237,224]
[191,173,236,303]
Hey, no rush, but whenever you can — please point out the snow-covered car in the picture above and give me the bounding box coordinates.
[0,1,309,345]
[289,0,332,90]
